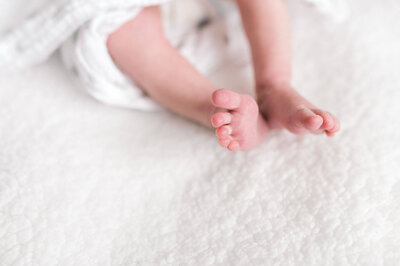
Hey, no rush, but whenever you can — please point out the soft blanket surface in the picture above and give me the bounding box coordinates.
[1,0,399,265]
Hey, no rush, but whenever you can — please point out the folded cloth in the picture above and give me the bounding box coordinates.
[0,0,349,111]
[0,0,172,110]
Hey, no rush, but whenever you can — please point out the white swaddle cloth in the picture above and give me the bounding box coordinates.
[0,0,349,111]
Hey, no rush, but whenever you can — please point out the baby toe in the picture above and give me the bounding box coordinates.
[228,140,240,152]
[291,107,323,132]
[326,116,341,136]
[218,139,231,148]
[305,115,324,131]
[313,109,335,131]
[216,125,232,139]
[212,89,241,110]
[211,112,232,128]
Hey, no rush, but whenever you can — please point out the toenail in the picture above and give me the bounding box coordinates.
[228,142,240,151]
[216,126,231,137]
[325,120,334,129]
[311,116,323,124]
[212,116,222,126]
[214,90,228,102]
[219,139,230,147]
[218,95,228,103]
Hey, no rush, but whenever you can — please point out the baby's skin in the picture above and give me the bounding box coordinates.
[107,0,340,152]
[210,87,339,151]
[211,89,269,151]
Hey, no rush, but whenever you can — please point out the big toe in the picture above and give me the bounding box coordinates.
[305,115,324,131]
[292,107,323,131]
[211,112,232,128]
[212,89,241,110]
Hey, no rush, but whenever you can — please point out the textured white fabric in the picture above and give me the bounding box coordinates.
[0,0,399,265]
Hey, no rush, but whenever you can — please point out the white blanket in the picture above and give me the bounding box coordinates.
[0,0,399,265]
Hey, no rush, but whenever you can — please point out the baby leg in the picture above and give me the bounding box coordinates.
[107,6,269,151]
[236,0,340,136]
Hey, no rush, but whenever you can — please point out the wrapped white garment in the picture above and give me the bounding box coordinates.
[0,0,349,111]
[0,0,173,110]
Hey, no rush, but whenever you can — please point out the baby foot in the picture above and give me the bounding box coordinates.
[258,86,340,136]
[211,89,269,151]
